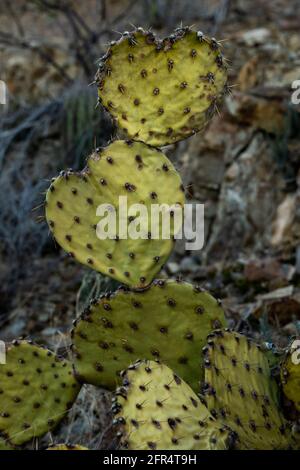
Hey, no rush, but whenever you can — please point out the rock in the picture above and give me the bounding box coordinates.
[205,133,286,261]
[283,321,300,336]
[225,162,239,181]
[296,247,300,275]
[256,285,294,301]
[237,56,260,92]
[179,256,199,273]
[254,294,300,327]
[3,44,78,104]
[244,258,295,283]
[41,327,58,337]
[0,309,27,340]
[166,262,180,275]
[226,91,286,134]
[178,116,253,258]
[282,67,300,87]
[271,194,297,246]
[239,28,271,47]
[39,312,52,322]
[287,186,300,248]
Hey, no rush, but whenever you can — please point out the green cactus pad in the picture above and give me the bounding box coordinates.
[0,438,15,450]
[96,27,227,147]
[281,342,300,412]
[47,444,88,450]
[71,280,226,392]
[203,330,296,450]
[45,140,184,288]
[113,360,234,450]
[0,341,80,446]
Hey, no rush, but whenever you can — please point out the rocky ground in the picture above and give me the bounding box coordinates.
[1,0,300,449]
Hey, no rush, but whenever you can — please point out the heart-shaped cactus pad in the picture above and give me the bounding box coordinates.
[96,27,227,146]
[45,140,185,288]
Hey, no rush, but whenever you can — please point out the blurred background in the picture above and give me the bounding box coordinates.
[0,0,300,447]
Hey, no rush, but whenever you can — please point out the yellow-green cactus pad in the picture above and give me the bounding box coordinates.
[113,360,234,450]
[47,444,88,450]
[281,341,300,412]
[0,341,80,446]
[71,280,226,392]
[0,438,15,450]
[203,330,296,450]
[96,27,227,147]
[45,140,184,288]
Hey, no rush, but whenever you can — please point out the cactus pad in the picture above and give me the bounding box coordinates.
[203,330,296,450]
[45,140,184,288]
[71,280,226,391]
[281,342,300,412]
[96,27,227,146]
[47,444,88,450]
[0,341,80,446]
[0,438,15,450]
[114,360,234,450]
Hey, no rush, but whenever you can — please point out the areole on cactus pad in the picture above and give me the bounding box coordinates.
[202,330,297,450]
[113,360,234,450]
[71,279,226,392]
[45,140,184,288]
[0,341,80,446]
[96,27,228,147]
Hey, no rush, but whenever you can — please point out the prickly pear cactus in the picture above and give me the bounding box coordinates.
[47,444,88,450]
[203,330,297,450]
[0,341,80,446]
[0,438,15,450]
[113,360,234,450]
[281,341,300,412]
[45,140,184,288]
[96,27,227,146]
[71,279,226,392]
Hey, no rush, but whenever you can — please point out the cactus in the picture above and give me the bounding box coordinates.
[202,330,297,450]
[96,27,228,147]
[47,444,88,450]
[45,140,184,288]
[113,359,234,450]
[0,341,80,446]
[10,22,300,452]
[281,341,300,412]
[71,279,226,391]
[0,438,15,450]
